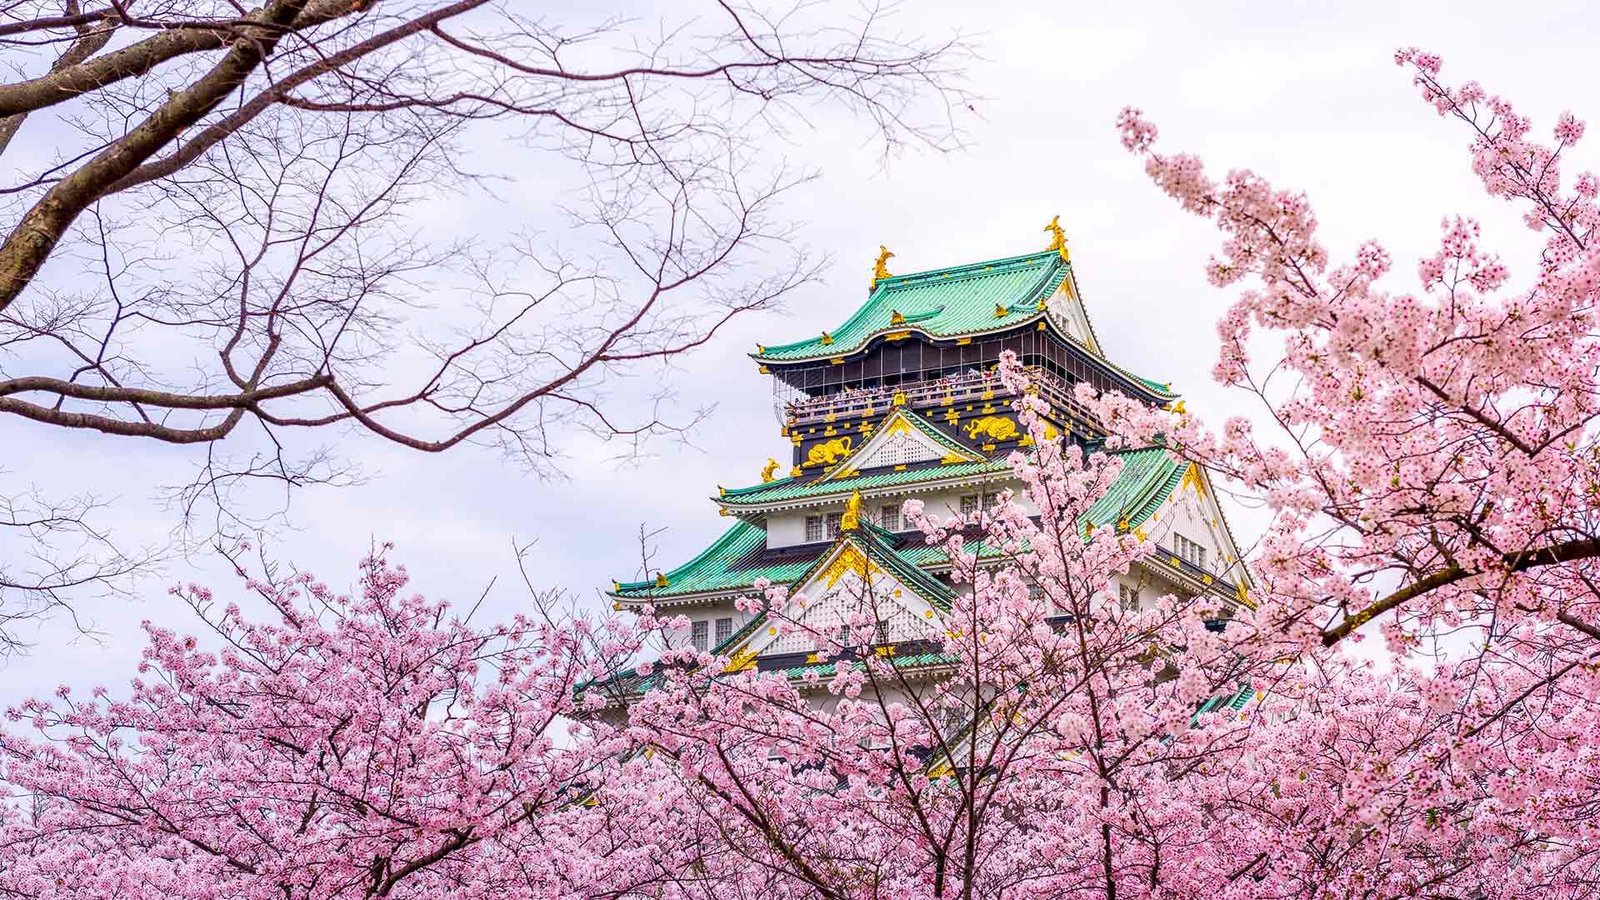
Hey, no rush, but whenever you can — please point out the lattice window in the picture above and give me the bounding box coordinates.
[879,503,901,532]
[805,515,824,542]
[715,617,733,645]
[825,512,843,539]
[1118,583,1141,611]
[960,493,1000,516]
[762,588,929,657]
[867,430,932,468]
[691,620,709,652]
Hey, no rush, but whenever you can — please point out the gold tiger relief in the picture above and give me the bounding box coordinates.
[805,436,853,467]
[965,416,1019,442]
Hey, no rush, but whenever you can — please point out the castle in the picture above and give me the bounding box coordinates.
[601,225,1248,699]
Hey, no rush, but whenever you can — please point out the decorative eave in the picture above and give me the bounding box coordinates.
[749,247,1176,403]
[609,586,754,609]
[1137,551,1248,608]
[715,462,1017,518]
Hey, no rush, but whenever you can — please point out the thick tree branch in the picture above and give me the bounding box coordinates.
[1322,537,1600,645]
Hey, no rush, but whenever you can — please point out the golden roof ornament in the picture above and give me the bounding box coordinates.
[889,309,906,325]
[653,572,669,588]
[870,244,895,292]
[840,490,863,531]
[760,458,779,483]
[1043,215,1069,261]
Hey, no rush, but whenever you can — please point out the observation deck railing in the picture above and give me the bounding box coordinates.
[783,366,1095,428]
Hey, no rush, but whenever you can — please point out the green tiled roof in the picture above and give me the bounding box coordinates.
[754,251,1071,363]
[1081,447,1186,531]
[613,521,813,599]
[720,460,1013,506]
[618,447,1185,602]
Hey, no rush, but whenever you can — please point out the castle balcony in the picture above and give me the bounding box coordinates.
[780,365,1097,431]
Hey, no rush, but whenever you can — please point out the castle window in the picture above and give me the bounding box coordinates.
[691,620,709,652]
[826,511,843,539]
[805,515,825,542]
[960,493,1000,516]
[715,617,733,645]
[880,503,901,532]
[1175,535,1207,571]
[1118,583,1141,611]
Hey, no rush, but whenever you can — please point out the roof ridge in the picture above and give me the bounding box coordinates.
[875,249,1061,287]
[723,474,798,498]
[855,528,956,607]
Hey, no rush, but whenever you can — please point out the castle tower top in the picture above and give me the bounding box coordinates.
[753,246,1175,471]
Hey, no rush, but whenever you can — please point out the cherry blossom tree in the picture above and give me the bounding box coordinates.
[7,47,1600,900]
[0,549,641,899]
[585,50,1600,899]
[592,356,1274,900]
[1100,48,1600,897]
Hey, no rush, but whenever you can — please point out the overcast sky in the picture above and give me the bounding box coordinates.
[4,0,1596,700]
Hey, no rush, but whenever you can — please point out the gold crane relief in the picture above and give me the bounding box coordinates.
[965,416,1020,442]
[805,436,853,467]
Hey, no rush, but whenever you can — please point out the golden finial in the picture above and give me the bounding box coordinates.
[889,309,906,325]
[820,330,834,345]
[870,245,895,291]
[1043,215,1069,261]
[760,458,779,483]
[840,491,863,532]
[653,572,669,588]
[994,303,1008,318]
